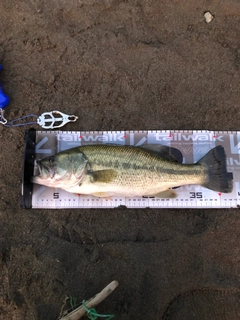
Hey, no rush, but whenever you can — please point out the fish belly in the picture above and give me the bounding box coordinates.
[63,167,204,197]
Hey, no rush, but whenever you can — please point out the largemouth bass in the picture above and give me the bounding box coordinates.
[33,144,233,198]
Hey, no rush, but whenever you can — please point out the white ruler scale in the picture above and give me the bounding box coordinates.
[21,129,240,209]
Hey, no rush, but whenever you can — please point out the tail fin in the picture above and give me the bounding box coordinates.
[198,145,233,193]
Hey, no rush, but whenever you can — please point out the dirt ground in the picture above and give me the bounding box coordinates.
[1,0,240,319]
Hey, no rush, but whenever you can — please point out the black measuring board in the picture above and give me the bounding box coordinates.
[22,129,240,209]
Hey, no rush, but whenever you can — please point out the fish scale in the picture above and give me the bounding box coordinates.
[79,145,206,190]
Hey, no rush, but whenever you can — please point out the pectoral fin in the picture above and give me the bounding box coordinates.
[89,169,117,183]
[148,189,177,198]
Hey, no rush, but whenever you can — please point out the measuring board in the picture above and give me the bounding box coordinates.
[21,129,240,209]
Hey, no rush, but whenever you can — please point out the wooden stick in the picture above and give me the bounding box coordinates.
[59,280,119,320]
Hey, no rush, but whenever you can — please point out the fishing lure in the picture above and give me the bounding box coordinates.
[0,110,78,128]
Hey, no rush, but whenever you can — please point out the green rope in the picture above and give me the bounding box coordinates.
[82,300,115,320]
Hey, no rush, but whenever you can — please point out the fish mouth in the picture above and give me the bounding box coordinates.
[36,160,55,179]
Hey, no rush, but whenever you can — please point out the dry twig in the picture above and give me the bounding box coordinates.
[59,280,119,320]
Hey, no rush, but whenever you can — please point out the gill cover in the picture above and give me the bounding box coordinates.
[35,149,89,184]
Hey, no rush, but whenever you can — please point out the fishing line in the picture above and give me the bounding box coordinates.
[3,113,39,127]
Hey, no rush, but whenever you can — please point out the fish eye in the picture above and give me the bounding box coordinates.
[49,156,55,163]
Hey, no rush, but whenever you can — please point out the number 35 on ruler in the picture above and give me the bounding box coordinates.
[189,192,203,199]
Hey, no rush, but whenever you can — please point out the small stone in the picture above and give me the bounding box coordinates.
[204,11,214,23]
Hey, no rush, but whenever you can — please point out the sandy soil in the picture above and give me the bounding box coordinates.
[1,0,240,319]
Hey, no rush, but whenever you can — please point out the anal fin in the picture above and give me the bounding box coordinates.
[92,192,113,200]
[147,189,177,198]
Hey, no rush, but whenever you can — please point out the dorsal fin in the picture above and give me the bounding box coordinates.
[139,144,183,163]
